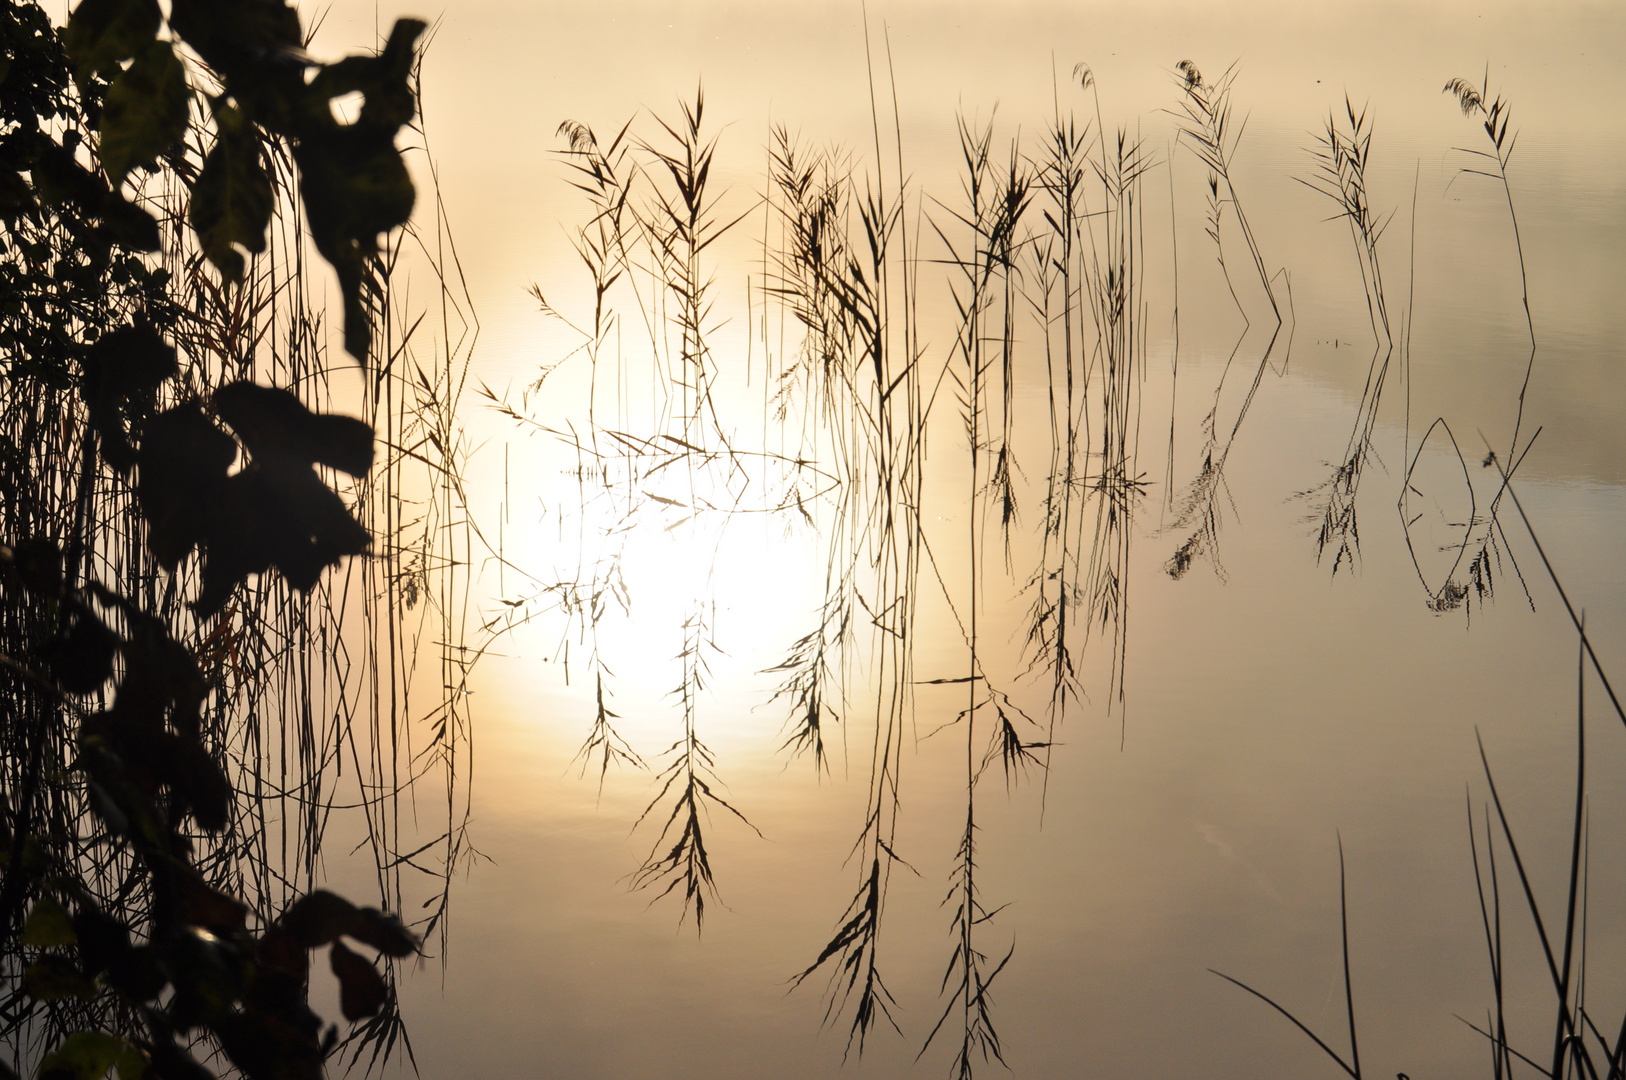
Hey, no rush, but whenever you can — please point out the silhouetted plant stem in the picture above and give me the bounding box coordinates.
[1165,60,1291,583]
[1300,97,1393,576]
[1210,836,1364,1080]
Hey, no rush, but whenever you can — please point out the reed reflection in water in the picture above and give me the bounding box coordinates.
[282,2,1626,1076]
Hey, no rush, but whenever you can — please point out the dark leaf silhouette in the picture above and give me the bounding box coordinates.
[80,320,178,471]
[5,537,64,594]
[21,897,77,948]
[99,189,161,250]
[98,38,190,186]
[24,956,97,1002]
[40,606,118,693]
[37,1032,147,1080]
[61,0,160,83]
[112,611,208,736]
[304,16,423,131]
[330,940,387,1021]
[195,466,369,613]
[70,903,134,977]
[188,103,273,283]
[165,0,302,84]
[273,890,417,957]
[163,925,249,1027]
[213,1010,324,1080]
[137,402,235,568]
[176,867,251,932]
[212,381,374,476]
[292,17,426,359]
[80,712,233,832]
[30,140,162,250]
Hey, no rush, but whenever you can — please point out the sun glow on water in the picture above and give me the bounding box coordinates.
[485,439,830,757]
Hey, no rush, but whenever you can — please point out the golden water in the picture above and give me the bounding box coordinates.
[299,3,1626,1077]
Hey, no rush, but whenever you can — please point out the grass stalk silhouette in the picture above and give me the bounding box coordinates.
[1165,59,1293,584]
[1298,96,1395,576]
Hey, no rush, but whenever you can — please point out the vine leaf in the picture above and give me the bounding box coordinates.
[98,37,190,187]
[188,103,272,282]
[61,0,160,85]
[294,17,426,360]
[81,320,178,471]
[330,940,388,1020]
[38,1032,148,1080]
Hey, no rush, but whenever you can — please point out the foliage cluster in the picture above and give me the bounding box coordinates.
[0,0,443,1077]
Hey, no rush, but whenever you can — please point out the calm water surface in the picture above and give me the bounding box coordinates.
[300,2,1626,1076]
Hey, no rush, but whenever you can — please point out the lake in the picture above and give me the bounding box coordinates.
[299,2,1626,1077]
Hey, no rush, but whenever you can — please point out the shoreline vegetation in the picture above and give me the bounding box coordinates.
[0,1,477,1077]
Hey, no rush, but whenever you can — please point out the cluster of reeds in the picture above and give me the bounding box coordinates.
[489,88,812,931]
[915,111,1034,1077]
[775,47,926,1050]
[508,54,1257,1076]
[1290,76,1536,616]
[512,52,1567,1078]
[1020,77,1094,745]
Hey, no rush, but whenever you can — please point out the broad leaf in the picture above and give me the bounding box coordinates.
[40,607,119,694]
[62,0,160,83]
[274,890,417,956]
[289,17,426,360]
[39,1031,147,1080]
[213,380,373,475]
[137,403,235,568]
[99,38,190,186]
[24,956,98,1002]
[166,0,301,86]
[22,897,77,948]
[81,320,178,471]
[329,940,386,1020]
[162,926,246,1027]
[100,193,161,251]
[188,104,271,283]
[294,132,413,360]
[305,17,425,132]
